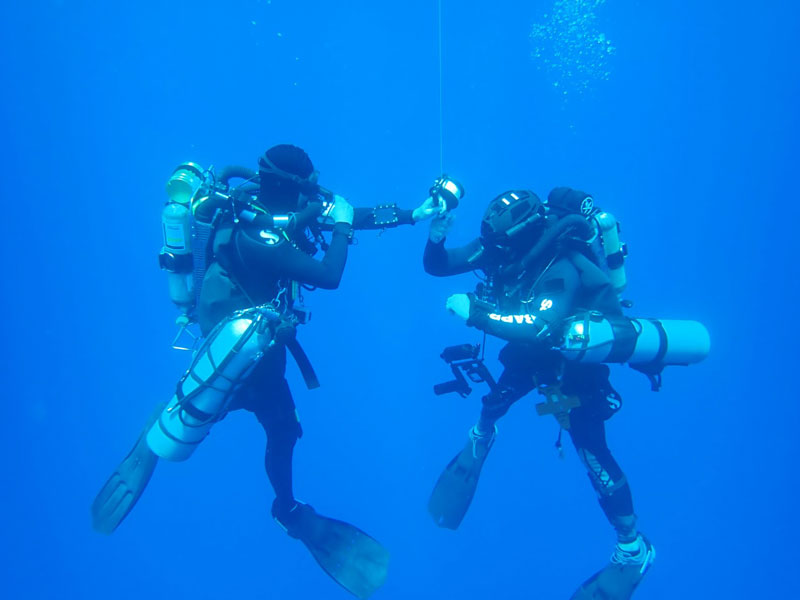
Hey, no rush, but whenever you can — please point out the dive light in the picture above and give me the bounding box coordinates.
[430,175,464,210]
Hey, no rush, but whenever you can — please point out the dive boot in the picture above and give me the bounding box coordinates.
[273,501,390,599]
[570,534,656,600]
[428,425,496,530]
[91,403,164,534]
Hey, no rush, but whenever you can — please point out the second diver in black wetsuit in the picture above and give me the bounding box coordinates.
[423,187,657,600]
[91,144,443,599]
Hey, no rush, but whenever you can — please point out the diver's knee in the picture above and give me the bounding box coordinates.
[578,448,627,497]
[480,387,517,418]
[267,421,302,449]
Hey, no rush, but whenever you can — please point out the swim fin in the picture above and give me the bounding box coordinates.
[274,502,390,599]
[570,536,656,600]
[91,403,164,535]
[428,427,495,530]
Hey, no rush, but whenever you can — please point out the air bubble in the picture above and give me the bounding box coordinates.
[530,0,616,100]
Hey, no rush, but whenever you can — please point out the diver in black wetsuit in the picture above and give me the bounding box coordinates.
[424,188,655,600]
[92,144,442,599]
[196,145,439,524]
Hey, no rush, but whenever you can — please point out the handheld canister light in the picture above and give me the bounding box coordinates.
[166,162,205,205]
[315,185,336,218]
[430,175,464,210]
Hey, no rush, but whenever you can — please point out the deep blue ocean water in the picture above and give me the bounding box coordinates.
[1,1,798,598]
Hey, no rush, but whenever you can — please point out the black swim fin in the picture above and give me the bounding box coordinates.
[570,537,656,600]
[91,403,164,535]
[274,502,390,599]
[428,428,495,530]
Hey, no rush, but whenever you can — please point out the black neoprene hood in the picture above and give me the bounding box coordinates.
[258,144,316,212]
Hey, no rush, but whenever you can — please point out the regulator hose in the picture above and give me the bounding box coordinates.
[219,165,258,187]
[503,214,594,279]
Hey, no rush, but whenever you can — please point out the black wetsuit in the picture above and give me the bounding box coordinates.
[424,236,638,541]
[196,205,416,514]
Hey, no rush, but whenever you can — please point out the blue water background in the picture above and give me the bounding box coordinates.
[1,1,797,598]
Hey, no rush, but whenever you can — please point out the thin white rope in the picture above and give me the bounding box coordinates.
[438,0,444,173]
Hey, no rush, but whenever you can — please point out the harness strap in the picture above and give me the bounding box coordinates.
[606,315,638,362]
[629,320,669,391]
[180,401,215,423]
[206,224,320,389]
[285,337,320,390]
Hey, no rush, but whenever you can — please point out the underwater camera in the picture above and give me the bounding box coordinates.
[434,343,497,397]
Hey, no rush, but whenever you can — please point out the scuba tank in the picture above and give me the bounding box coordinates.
[159,162,204,312]
[559,312,710,368]
[543,188,628,300]
[592,211,627,297]
[158,163,264,346]
[159,163,261,321]
[146,306,280,461]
